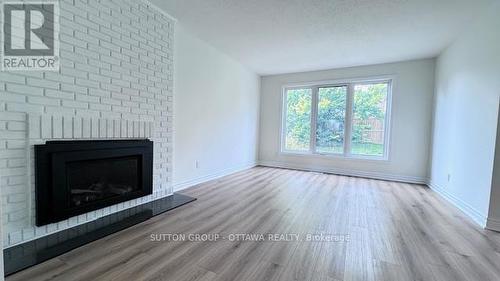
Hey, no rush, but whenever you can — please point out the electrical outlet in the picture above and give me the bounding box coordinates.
[195,160,199,169]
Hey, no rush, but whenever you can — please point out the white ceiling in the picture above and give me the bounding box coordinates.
[152,0,491,75]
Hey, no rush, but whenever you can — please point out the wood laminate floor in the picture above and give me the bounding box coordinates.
[8,167,500,281]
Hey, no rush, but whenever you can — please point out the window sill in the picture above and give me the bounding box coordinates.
[279,151,390,163]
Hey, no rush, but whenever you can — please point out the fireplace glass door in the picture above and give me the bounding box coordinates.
[66,156,140,207]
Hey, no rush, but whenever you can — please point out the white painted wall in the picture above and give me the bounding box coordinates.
[429,1,500,228]
[258,59,435,183]
[173,25,260,190]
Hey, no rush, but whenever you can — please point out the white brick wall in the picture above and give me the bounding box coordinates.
[0,0,174,247]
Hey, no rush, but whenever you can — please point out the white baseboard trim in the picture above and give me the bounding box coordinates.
[258,160,427,184]
[427,181,488,228]
[173,162,258,192]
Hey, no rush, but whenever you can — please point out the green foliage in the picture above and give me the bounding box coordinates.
[285,89,311,150]
[316,87,346,152]
[353,84,387,120]
[351,83,387,150]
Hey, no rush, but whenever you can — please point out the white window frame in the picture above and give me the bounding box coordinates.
[280,75,394,161]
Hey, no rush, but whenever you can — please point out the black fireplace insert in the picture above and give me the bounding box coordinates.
[35,139,153,226]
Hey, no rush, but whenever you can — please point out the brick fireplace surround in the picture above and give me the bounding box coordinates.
[0,0,174,248]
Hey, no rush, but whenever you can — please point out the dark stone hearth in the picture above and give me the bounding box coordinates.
[4,193,196,276]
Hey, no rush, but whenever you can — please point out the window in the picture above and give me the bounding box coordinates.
[351,83,388,157]
[316,86,347,154]
[281,79,392,159]
[284,88,312,151]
